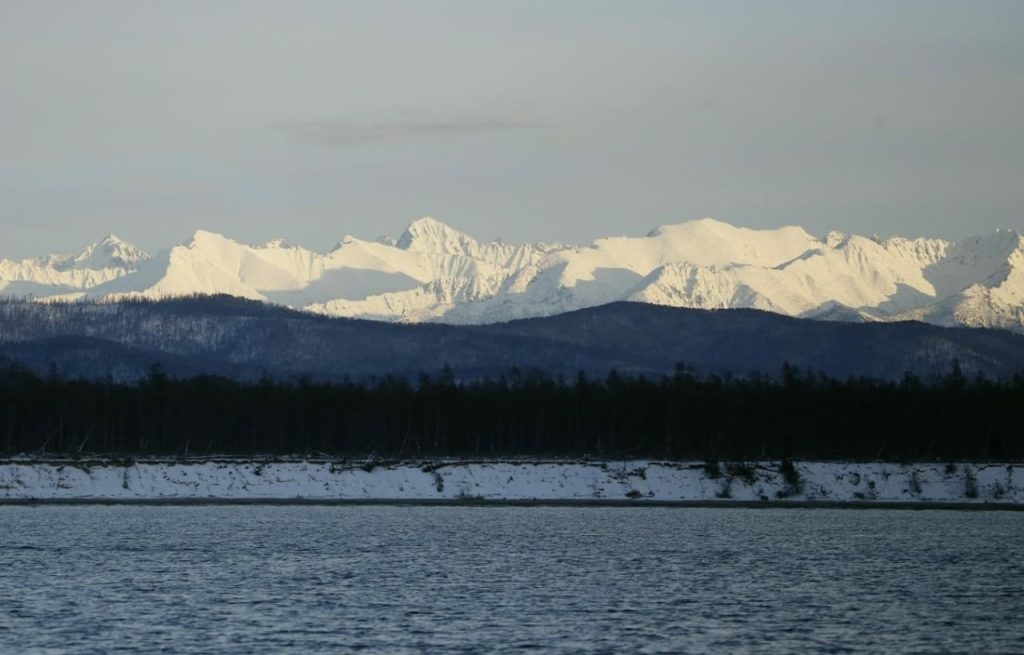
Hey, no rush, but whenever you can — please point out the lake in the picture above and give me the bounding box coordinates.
[2,506,1022,653]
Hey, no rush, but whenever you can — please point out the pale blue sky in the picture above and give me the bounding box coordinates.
[2,0,1022,257]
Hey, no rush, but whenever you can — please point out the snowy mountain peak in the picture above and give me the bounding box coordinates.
[259,238,292,249]
[54,234,149,271]
[824,231,848,248]
[610,218,819,269]
[0,234,149,298]
[646,216,752,237]
[397,217,480,254]
[187,229,231,247]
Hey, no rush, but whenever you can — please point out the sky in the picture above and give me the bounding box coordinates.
[1,0,1023,258]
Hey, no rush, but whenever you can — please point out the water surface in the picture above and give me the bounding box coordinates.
[2,507,1022,653]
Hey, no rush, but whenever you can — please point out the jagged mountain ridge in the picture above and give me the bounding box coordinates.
[0,235,149,298]
[2,217,1023,331]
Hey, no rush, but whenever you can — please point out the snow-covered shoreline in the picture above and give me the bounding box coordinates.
[0,459,1021,505]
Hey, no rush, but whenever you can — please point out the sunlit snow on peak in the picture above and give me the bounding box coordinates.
[2,217,1024,332]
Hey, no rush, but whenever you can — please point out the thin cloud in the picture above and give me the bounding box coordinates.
[273,117,541,147]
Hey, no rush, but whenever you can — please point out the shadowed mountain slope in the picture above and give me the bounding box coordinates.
[1,297,1022,381]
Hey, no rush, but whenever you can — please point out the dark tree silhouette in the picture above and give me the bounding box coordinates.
[0,359,1021,461]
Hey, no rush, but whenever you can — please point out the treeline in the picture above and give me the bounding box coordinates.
[1,361,1022,461]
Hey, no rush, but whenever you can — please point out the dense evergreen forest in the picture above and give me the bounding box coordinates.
[1,360,1021,461]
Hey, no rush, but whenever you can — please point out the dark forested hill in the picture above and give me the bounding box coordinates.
[1,296,1022,381]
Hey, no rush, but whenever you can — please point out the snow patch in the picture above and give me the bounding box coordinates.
[1,460,1019,504]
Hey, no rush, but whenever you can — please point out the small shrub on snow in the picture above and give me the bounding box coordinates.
[779,459,801,488]
[909,471,922,495]
[725,462,757,485]
[964,467,978,499]
[775,458,803,499]
[703,460,722,480]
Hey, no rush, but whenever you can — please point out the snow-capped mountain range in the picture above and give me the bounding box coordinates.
[3,217,1023,331]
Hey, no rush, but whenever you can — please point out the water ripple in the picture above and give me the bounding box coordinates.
[0,507,1022,653]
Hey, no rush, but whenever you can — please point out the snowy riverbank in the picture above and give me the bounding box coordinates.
[1,459,1021,505]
